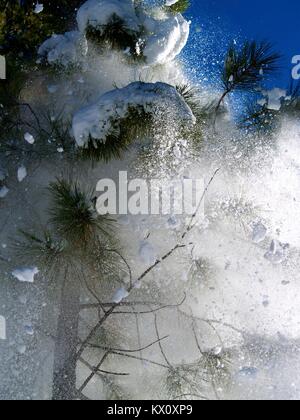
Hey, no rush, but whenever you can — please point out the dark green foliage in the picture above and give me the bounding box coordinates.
[176,84,202,116]
[167,0,191,14]
[39,108,74,154]
[48,178,113,247]
[79,133,132,163]
[79,107,153,162]
[15,229,66,271]
[176,83,217,123]
[86,14,142,57]
[214,41,280,122]
[241,102,279,133]
[0,1,83,56]
[37,0,84,26]
[0,56,28,136]
[0,2,52,56]
[222,41,280,93]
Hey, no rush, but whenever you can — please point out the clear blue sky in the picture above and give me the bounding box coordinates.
[185,0,300,88]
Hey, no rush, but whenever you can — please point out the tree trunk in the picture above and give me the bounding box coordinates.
[52,268,81,400]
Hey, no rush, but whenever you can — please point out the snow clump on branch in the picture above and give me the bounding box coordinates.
[72,81,196,147]
[38,0,190,67]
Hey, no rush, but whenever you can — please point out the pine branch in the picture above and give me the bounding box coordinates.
[48,178,114,247]
[222,41,280,92]
[215,41,281,118]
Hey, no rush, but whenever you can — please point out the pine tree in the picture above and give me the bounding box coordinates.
[2,0,289,401]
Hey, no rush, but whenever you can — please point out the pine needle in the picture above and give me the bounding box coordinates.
[222,41,280,93]
[48,178,114,247]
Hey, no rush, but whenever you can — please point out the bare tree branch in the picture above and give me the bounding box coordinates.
[154,315,172,368]
[86,335,169,354]
[78,352,110,393]
[111,351,170,369]
[113,294,186,315]
[98,369,130,376]
[75,169,220,366]
[182,168,220,238]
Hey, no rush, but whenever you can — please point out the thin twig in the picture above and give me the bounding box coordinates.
[113,294,186,315]
[183,168,220,238]
[192,322,220,401]
[154,315,172,368]
[78,352,110,393]
[86,335,169,354]
[109,351,170,369]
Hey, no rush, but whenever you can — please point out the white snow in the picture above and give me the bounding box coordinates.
[0,186,9,198]
[72,82,195,147]
[12,267,39,283]
[24,132,35,145]
[0,316,6,340]
[112,287,130,303]
[17,166,27,182]
[24,324,34,336]
[166,0,179,6]
[142,13,190,65]
[77,0,140,34]
[264,240,289,265]
[76,0,189,65]
[34,3,44,14]
[261,88,287,111]
[38,31,88,67]
[252,222,267,243]
[139,241,157,265]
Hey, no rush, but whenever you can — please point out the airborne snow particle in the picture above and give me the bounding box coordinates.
[17,166,27,182]
[264,240,289,265]
[0,186,9,198]
[34,3,44,14]
[12,267,39,283]
[0,316,6,340]
[24,132,35,144]
[24,324,34,336]
[252,222,267,243]
[139,241,157,265]
[112,287,129,304]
